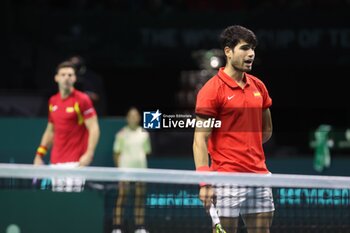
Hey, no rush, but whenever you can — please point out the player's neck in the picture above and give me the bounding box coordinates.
[224,65,245,83]
[59,88,74,99]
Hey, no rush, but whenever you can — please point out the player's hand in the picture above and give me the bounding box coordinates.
[79,152,94,167]
[199,185,215,211]
[33,155,44,165]
[215,223,227,233]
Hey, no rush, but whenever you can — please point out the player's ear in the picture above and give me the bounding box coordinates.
[224,46,232,58]
[54,74,59,83]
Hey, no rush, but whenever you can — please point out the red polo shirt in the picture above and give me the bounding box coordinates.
[48,89,96,164]
[195,67,272,173]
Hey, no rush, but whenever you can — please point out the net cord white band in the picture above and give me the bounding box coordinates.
[0,163,349,189]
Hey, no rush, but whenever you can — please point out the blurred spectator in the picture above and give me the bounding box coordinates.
[313,124,333,173]
[112,107,152,233]
[69,55,107,116]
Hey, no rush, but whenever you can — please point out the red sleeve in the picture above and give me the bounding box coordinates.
[195,80,219,118]
[48,98,54,123]
[256,80,272,109]
[79,94,97,120]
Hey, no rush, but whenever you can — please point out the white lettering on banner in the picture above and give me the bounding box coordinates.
[162,118,221,129]
[141,28,350,49]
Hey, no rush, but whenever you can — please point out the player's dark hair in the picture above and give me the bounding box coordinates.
[219,25,257,49]
[56,61,77,74]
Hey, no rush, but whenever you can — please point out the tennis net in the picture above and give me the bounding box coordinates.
[0,163,350,233]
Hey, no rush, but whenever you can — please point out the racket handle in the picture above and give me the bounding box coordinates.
[209,203,220,226]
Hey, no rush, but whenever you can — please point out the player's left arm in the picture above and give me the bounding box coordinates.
[262,108,272,143]
[79,116,100,166]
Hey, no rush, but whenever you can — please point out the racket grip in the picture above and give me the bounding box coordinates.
[209,203,220,226]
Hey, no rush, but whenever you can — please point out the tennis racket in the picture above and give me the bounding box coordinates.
[209,203,226,233]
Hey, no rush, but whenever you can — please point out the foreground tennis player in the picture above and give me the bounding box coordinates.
[33,61,100,192]
[193,25,274,233]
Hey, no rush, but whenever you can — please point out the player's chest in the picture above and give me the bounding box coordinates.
[219,86,263,117]
[50,101,78,122]
[222,86,262,107]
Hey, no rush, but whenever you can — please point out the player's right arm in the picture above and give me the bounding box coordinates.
[34,122,54,165]
[193,116,212,168]
[262,108,273,143]
[193,116,214,210]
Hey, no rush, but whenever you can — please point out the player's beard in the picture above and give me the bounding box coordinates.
[232,63,252,73]
[59,82,74,94]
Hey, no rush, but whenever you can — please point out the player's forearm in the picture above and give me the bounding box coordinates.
[193,147,209,169]
[262,108,273,144]
[40,131,54,148]
[193,133,210,169]
[262,130,272,143]
[262,120,273,143]
[86,124,100,155]
[34,125,54,163]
